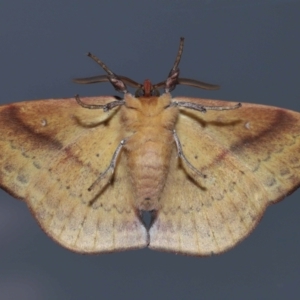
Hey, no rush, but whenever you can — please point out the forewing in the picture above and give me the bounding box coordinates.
[149,98,300,255]
[0,97,148,253]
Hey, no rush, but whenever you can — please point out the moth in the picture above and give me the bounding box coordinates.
[0,38,299,256]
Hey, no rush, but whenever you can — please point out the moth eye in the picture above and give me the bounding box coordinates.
[152,89,160,97]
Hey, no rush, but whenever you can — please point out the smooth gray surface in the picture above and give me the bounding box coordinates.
[1,1,300,299]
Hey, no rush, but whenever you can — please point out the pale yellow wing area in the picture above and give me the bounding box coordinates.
[0,97,148,253]
[149,97,300,255]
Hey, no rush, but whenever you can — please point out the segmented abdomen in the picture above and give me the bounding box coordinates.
[125,128,174,211]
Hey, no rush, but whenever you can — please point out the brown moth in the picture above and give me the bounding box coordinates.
[0,38,299,256]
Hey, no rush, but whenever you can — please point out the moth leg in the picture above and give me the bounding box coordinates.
[88,138,127,191]
[171,101,241,113]
[75,94,125,112]
[172,130,206,179]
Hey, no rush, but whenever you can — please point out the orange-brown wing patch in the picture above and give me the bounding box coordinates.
[0,97,148,253]
[149,98,300,255]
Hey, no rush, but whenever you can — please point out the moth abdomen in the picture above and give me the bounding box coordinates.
[126,135,174,211]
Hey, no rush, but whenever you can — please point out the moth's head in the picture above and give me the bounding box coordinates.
[134,79,160,98]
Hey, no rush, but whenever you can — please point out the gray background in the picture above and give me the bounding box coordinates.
[1,1,300,299]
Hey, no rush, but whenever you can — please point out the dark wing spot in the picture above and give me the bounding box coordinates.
[17,174,29,184]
